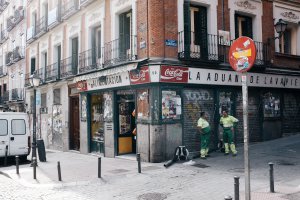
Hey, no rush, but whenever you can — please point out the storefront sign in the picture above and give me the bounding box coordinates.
[76,81,87,91]
[188,68,300,89]
[160,65,189,83]
[87,72,130,91]
[130,66,150,84]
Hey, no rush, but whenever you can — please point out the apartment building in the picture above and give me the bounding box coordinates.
[25,0,300,162]
[0,0,26,112]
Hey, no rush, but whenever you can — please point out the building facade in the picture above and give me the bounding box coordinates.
[25,0,300,162]
[0,0,26,112]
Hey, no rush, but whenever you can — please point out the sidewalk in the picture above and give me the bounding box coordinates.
[1,134,300,200]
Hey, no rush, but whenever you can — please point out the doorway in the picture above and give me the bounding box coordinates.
[70,97,80,151]
[117,93,136,155]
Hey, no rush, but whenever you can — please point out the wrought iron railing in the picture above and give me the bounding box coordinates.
[60,55,78,79]
[0,65,5,77]
[6,16,14,32]
[178,31,269,67]
[0,29,8,43]
[24,73,31,87]
[79,47,101,73]
[13,46,25,62]
[35,68,45,83]
[45,63,59,82]
[103,35,137,67]
[5,51,13,66]
[14,7,25,25]
[61,0,78,20]
[35,16,47,36]
[0,0,9,13]
[11,88,24,101]
[3,90,9,102]
[26,26,35,42]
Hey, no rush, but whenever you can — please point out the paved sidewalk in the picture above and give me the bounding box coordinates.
[0,134,300,200]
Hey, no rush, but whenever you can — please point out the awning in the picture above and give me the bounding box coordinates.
[73,62,139,83]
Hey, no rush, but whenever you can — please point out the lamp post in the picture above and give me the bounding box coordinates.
[273,19,288,53]
[30,73,40,166]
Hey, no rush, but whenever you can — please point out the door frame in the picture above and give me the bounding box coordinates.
[69,95,80,151]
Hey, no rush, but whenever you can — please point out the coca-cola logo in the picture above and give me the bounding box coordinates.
[163,69,185,80]
[130,67,150,84]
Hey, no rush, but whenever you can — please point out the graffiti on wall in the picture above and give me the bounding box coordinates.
[46,105,63,150]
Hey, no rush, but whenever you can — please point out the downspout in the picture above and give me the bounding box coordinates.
[147,0,149,59]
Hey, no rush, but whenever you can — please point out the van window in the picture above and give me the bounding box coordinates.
[0,120,8,136]
[11,119,26,135]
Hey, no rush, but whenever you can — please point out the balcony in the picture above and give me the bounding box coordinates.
[35,16,48,37]
[0,0,9,13]
[26,26,36,43]
[103,35,137,67]
[178,31,269,68]
[35,68,45,83]
[48,7,61,29]
[3,91,9,102]
[5,51,13,66]
[24,73,31,87]
[14,7,25,25]
[60,56,78,79]
[0,29,8,44]
[45,63,59,82]
[6,16,14,32]
[11,88,24,101]
[61,0,79,20]
[0,65,6,77]
[79,47,101,74]
[80,0,96,7]
[13,46,25,62]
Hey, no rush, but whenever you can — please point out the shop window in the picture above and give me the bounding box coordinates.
[162,90,182,120]
[262,92,281,118]
[103,93,113,121]
[137,89,150,120]
[91,94,104,141]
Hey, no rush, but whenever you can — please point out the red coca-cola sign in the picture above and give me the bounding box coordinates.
[130,66,150,84]
[160,65,188,83]
[76,80,87,91]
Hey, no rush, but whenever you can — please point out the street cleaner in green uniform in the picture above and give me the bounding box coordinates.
[197,112,211,159]
[220,110,239,156]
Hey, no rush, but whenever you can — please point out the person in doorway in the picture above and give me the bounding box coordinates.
[197,112,211,159]
[220,109,239,156]
[132,109,137,137]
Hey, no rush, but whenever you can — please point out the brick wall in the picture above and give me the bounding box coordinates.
[283,92,300,136]
[183,89,216,155]
[137,0,148,59]
[217,0,230,31]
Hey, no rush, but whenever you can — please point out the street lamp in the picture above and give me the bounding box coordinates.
[29,73,40,166]
[268,19,287,53]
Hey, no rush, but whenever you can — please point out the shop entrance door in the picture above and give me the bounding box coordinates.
[117,95,136,155]
[70,97,80,151]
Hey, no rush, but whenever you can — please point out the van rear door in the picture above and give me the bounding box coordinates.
[10,119,28,156]
[0,119,9,157]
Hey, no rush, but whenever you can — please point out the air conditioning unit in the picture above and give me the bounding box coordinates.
[40,107,48,114]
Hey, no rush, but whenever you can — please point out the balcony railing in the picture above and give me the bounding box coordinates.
[178,31,269,67]
[24,73,31,87]
[0,0,9,13]
[0,29,8,44]
[45,63,59,82]
[11,88,24,101]
[48,7,61,29]
[5,51,13,66]
[61,0,78,20]
[80,0,96,7]
[35,68,45,83]
[13,46,25,62]
[0,65,6,77]
[26,26,35,42]
[14,7,25,25]
[35,16,47,37]
[3,91,9,102]
[79,47,101,73]
[6,16,14,32]
[60,55,78,79]
[103,35,137,67]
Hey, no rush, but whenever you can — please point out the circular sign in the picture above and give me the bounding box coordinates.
[229,36,256,73]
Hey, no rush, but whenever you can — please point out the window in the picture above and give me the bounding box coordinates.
[280,29,291,54]
[235,14,253,39]
[119,10,132,57]
[0,120,8,136]
[11,119,26,135]
[137,89,150,120]
[31,57,36,74]
[41,93,47,108]
[162,90,182,120]
[53,88,61,104]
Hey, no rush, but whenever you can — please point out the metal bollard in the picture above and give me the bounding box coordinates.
[269,162,274,193]
[137,153,141,173]
[15,156,19,175]
[234,176,240,200]
[98,157,101,178]
[224,195,232,200]
[57,161,62,181]
[4,145,8,166]
[33,157,37,179]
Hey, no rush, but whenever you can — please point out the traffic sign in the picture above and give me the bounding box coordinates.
[229,36,256,73]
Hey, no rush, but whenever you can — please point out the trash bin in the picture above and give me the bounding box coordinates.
[37,139,46,162]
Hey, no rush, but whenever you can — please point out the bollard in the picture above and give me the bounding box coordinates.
[4,145,8,166]
[57,161,62,181]
[137,153,141,173]
[224,195,233,200]
[269,162,274,193]
[15,156,19,175]
[33,157,37,179]
[98,157,101,178]
[234,176,240,200]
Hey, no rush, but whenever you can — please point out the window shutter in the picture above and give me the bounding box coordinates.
[124,13,131,51]
[194,10,201,45]
[97,29,101,59]
[284,30,291,54]
[41,93,47,108]
[183,0,191,59]
[119,13,125,58]
[245,16,253,39]
[199,6,208,59]
[91,28,96,65]
[234,14,239,39]
[53,89,61,105]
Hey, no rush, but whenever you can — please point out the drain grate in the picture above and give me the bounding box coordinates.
[192,163,209,168]
[108,169,130,174]
[137,193,168,200]
[277,160,295,166]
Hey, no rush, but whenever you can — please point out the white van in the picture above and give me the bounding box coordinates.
[0,112,30,160]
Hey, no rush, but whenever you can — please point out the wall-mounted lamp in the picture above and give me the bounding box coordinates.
[268,19,287,53]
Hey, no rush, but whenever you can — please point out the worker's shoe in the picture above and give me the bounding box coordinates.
[200,149,206,159]
[224,143,230,155]
[230,143,237,156]
[205,148,210,157]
